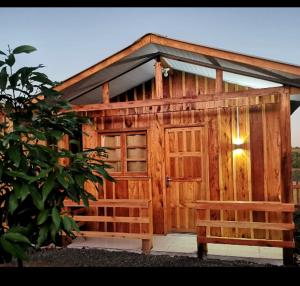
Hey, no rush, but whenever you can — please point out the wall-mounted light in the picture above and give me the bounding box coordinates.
[233,106,244,155]
[162,67,170,77]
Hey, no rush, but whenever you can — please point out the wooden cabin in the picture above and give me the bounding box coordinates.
[59,33,300,264]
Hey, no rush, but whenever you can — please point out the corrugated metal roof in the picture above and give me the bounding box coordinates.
[60,37,300,105]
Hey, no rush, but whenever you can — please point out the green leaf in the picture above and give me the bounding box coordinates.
[81,194,89,207]
[3,132,19,146]
[5,53,15,67]
[37,209,49,225]
[62,216,72,233]
[36,225,48,248]
[30,188,44,210]
[50,130,63,141]
[42,174,55,202]
[9,225,30,236]
[9,72,19,88]
[33,130,47,141]
[0,50,6,55]
[13,45,37,54]
[20,185,30,201]
[28,169,51,184]
[0,60,5,67]
[3,232,31,245]
[17,65,43,85]
[8,145,21,167]
[0,66,8,90]
[6,170,34,181]
[97,167,114,182]
[69,217,80,233]
[0,238,26,260]
[74,174,85,188]
[57,173,69,189]
[8,193,18,214]
[14,183,30,202]
[51,207,61,229]
[50,223,59,241]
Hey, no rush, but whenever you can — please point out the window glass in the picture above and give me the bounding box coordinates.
[126,134,147,173]
[101,135,120,147]
[100,132,147,175]
[126,134,146,146]
[127,161,147,172]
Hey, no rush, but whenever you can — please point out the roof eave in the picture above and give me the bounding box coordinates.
[54,33,300,92]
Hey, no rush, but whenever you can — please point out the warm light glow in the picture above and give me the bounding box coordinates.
[233,148,244,156]
[233,137,244,146]
[233,106,245,155]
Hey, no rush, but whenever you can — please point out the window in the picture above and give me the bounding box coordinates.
[99,132,147,175]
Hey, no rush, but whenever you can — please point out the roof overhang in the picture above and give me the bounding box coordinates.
[55,33,300,93]
[54,33,300,114]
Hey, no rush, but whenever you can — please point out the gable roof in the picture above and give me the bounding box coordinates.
[54,33,300,114]
[55,33,300,94]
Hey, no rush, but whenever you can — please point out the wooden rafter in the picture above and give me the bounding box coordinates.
[204,55,221,67]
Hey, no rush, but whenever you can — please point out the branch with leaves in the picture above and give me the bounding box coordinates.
[0,45,114,265]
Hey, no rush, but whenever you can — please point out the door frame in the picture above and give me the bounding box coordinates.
[162,122,207,234]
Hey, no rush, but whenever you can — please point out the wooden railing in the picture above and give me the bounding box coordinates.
[64,199,153,254]
[195,200,295,255]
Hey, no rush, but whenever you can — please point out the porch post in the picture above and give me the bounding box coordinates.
[215,69,223,94]
[154,58,163,99]
[102,82,110,104]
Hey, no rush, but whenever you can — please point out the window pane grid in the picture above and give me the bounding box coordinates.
[99,132,147,175]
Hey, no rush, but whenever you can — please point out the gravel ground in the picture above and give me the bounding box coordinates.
[0,248,280,267]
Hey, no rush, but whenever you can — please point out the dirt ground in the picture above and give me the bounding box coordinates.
[0,248,284,267]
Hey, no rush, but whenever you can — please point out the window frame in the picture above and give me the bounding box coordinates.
[99,130,148,176]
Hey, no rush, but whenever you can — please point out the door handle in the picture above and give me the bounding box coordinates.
[166,176,172,188]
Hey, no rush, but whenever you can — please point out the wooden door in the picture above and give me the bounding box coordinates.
[165,127,204,233]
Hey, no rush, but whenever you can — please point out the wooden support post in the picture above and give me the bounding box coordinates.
[215,69,223,94]
[196,209,208,259]
[154,59,163,99]
[280,89,295,266]
[197,241,208,259]
[102,82,110,104]
[142,239,152,254]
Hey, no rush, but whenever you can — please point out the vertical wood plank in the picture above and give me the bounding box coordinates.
[250,104,266,239]
[150,116,165,234]
[115,180,129,233]
[208,109,221,237]
[219,107,235,237]
[172,70,183,98]
[233,105,251,238]
[279,90,294,265]
[265,102,282,240]
[82,121,99,230]
[185,72,196,97]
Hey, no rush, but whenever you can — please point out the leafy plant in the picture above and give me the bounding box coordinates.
[0,45,114,265]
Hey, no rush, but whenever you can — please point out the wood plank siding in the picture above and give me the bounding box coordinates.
[72,70,292,243]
